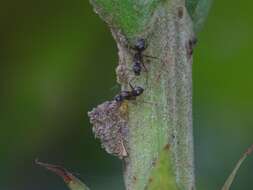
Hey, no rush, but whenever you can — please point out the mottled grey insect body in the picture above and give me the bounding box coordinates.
[88,101,128,159]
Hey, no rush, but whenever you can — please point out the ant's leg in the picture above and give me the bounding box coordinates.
[156,59,167,81]
[143,54,159,60]
[128,79,135,90]
[141,62,148,72]
[129,46,135,51]
[142,54,161,73]
[143,100,159,107]
[134,99,159,107]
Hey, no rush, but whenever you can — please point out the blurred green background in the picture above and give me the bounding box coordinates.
[0,0,252,189]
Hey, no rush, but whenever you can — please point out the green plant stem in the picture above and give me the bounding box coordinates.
[90,0,196,189]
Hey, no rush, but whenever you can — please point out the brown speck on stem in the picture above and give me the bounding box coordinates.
[151,158,157,166]
[164,144,170,151]
[148,177,153,184]
[177,7,184,19]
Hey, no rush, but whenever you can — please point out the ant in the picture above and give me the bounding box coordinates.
[131,38,157,76]
[114,83,144,102]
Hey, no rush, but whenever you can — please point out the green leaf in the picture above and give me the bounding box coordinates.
[35,159,90,190]
[221,144,253,190]
[186,0,213,32]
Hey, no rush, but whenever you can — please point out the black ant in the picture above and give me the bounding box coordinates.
[131,38,157,76]
[114,83,144,102]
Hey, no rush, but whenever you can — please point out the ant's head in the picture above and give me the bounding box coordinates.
[134,38,146,51]
[114,94,123,102]
[133,86,144,96]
